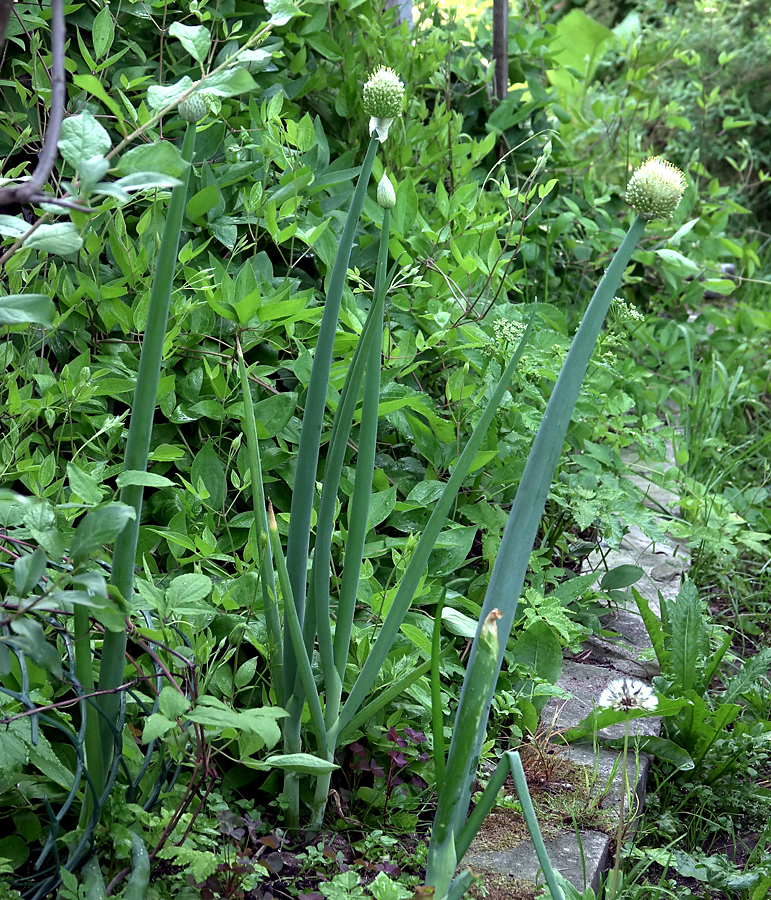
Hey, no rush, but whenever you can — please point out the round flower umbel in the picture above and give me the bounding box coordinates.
[598,678,658,713]
[625,157,686,220]
[363,67,404,143]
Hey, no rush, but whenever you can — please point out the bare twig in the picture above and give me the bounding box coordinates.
[0,0,66,208]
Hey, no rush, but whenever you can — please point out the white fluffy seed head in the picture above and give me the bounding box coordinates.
[598,678,658,713]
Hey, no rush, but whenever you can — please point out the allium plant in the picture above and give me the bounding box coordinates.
[424,161,685,900]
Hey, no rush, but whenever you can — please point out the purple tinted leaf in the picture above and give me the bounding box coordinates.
[404,727,426,743]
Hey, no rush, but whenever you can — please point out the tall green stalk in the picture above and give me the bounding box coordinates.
[280,136,379,823]
[425,143,690,893]
[95,122,198,774]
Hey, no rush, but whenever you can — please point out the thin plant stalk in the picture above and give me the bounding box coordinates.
[431,590,447,794]
[237,340,283,707]
[280,135,379,821]
[95,122,198,775]
[282,135,379,701]
[308,206,390,830]
[608,721,631,900]
[330,307,537,743]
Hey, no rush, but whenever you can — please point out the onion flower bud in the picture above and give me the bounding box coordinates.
[363,67,404,142]
[625,156,686,220]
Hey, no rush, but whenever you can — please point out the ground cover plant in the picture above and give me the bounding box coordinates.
[1,0,771,898]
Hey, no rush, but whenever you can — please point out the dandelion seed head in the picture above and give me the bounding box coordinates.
[598,678,657,713]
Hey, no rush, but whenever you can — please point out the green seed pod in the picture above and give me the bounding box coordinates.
[377,173,396,209]
[179,94,208,123]
[625,156,686,220]
[362,67,404,119]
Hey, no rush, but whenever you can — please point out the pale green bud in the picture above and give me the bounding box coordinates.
[179,93,208,123]
[625,156,686,220]
[377,174,396,209]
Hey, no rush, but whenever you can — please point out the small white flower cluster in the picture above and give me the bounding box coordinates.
[493,318,526,346]
[598,678,658,713]
[609,297,645,326]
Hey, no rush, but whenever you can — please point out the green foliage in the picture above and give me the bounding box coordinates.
[2,0,771,897]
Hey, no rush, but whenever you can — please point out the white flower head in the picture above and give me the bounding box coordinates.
[598,678,657,713]
[363,67,404,142]
[625,156,686,220]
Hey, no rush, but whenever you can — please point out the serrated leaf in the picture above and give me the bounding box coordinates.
[668,579,709,694]
[58,112,111,169]
[169,22,211,64]
[0,293,55,326]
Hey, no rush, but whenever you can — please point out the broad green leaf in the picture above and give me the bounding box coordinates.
[187,184,222,222]
[366,487,397,532]
[166,573,212,609]
[265,0,304,26]
[70,503,135,566]
[116,470,175,489]
[0,729,26,772]
[429,526,477,577]
[511,619,563,683]
[116,141,189,179]
[169,22,211,64]
[9,619,62,679]
[655,248,700,277]
[92,6,114,59]
[401,623,432,655]
[0,293,55,326]
[600,565,643,590]
[67,463,104,505]
[250,392,297,438]
[158,685,191,718]
[110,172,183,192]
[58,112,111,169]
[0,835,29,871]
[200,67,257,98]
[259,753,338,774]
[142,713,176,743]
[191,442,225,509]
[393,174,418,237]
[146,76,194,111]
[24,224,83,255]
[0,214,29,239]
[13,548,47,596]
[441,607,478,640]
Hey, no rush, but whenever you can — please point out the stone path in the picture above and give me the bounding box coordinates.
[464,445,688,895]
